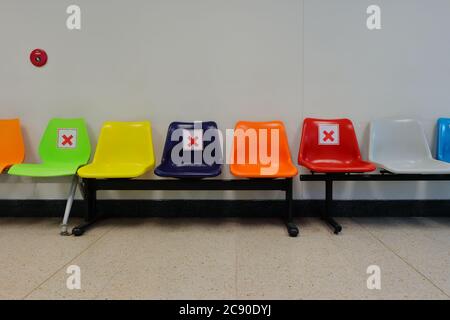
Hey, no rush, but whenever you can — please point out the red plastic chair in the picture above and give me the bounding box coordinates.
[298,118,376,173]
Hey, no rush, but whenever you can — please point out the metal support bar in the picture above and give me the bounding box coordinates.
[300,173,450,181]
[79,178,88,200]
[323,179,342,235]
[93,178,288,191]
[72,179,98,236]
[60,175,78,236]
[285,178,299,237]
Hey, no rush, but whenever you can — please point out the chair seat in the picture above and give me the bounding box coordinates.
[155,121,222,179]
[155,163,222,178]
[230,121,298,178]
[298,118,375,175]
[301,159,376,173]
[374,159,450,174]
[8,163,80,177]
[231,162,298,178]
[77,163,151,179]
[0,119,25,173]
[0,163,9,173]
[437,118,450,163]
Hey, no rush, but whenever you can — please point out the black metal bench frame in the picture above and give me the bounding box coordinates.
[73,177,299,237]
[300,170,450,234]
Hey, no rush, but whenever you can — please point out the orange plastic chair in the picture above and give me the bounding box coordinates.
[230,121,298,178]
[0,119,25,173]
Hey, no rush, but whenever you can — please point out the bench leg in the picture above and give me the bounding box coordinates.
[323,179,342,235]
[72,179,101,236]
[60,175,78,236]
[285,178,299,237]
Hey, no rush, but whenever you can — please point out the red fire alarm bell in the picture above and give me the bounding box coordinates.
[30,49,48,67]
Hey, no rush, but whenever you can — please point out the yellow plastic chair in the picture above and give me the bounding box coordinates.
[78,121,155,179]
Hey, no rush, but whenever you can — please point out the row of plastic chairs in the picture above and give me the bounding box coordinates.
[0,119,300,179]
[2,117,450,234]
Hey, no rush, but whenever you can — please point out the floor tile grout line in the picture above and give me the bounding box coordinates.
[400,217,450,251]
[353,218,449,298]
[91,226,129,300]
[22,225,115,300]
[351,218,450,299]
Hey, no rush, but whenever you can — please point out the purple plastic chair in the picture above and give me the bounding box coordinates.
[154,121,222,178]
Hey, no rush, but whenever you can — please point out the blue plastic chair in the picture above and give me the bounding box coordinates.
[437,118,450,163]
[155,121,222,178]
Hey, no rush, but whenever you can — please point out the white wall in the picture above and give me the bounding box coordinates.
[0,0,449,201]
[303,0,450,199]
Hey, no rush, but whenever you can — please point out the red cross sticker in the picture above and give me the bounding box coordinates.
[323,130,335,142]
[188,136,199,147]
[62,134,74,146]
[58,129,78,149]
[183,129,203,151]
[319,124,339,145]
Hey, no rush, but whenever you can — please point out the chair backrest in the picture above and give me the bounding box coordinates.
[39,118,91,165]
[0,119,25,167]
[93,121,155,166]
[369,119,432,163]
[231,121,293,165]
[437,118,450,163]
[160,121,222,166]
[298,118,363,165]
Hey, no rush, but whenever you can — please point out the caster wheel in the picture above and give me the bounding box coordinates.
[334,226,342,235]
[72,228,84,237]
[286,222,299,237]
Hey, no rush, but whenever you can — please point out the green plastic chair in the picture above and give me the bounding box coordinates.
[9,118,91,235]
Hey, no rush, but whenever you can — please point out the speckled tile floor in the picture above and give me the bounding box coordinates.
[0,217,449,300]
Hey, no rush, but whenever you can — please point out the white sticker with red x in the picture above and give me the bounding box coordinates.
[182,129,203,151]
[319,124,339,145]
[58,129,77,149]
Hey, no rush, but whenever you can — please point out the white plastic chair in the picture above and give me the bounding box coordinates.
[369,119,450,174]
